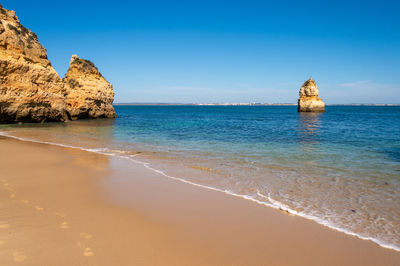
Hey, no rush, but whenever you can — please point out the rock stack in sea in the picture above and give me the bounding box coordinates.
[298,77,325,112]
[0,4,116,123]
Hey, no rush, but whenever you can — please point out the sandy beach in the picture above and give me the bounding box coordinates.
[1,136,400,265]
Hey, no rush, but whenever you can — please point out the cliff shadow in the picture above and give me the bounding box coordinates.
[0,118,117,170]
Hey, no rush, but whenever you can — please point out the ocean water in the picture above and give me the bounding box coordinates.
[1,105,399,251]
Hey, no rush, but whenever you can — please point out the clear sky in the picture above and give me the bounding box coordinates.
[3,0,400,104]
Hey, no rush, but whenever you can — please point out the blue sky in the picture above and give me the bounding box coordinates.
[3,0,400,103]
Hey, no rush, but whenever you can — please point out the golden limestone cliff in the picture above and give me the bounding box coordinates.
[0,5,67,123]
[0,5,116,123]
[64,55,116,120]
[298,77,325,112]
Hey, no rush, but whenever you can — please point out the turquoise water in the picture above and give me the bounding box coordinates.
[1,105,400,250]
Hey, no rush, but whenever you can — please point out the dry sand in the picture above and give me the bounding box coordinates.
[0,136,399,265]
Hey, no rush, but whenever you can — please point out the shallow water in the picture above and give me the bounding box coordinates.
[1,105,399,250]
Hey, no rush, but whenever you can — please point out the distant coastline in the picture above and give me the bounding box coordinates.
[114,103,400,106]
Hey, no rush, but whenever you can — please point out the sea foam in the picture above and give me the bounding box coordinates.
[1,130,399,252]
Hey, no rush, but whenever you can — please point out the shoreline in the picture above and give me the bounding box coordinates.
[1,135,400,265]
[2,130,399,252]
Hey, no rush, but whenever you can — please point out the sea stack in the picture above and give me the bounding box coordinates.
[0,4,116,123]
[298,77,325,112]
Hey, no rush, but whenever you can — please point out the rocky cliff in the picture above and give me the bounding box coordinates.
[0,5,68,123]
[0,5,116,123]
[64,55,116,120]
[298,77,325,112]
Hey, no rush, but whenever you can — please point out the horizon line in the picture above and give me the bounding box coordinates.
[113,102,400,106]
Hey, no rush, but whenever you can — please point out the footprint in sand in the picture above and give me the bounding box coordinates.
[80,233,92,239]
[60,222,70,229]
[0,222,10,229]
[83,247,94,257]
[53,212,66,218]
[77,242,94,257]
[9,193,15,198]
[12,251,26,262]
[35,206,44,211]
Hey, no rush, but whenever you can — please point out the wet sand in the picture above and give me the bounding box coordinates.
[1,136,400,265]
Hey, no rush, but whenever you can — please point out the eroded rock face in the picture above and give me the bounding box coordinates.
[64,55,116,120]
[298,78,325,112]
[0,5,116,123]
[0,5,67,123]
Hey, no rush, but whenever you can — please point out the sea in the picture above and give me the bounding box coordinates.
[1,105,399,251]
